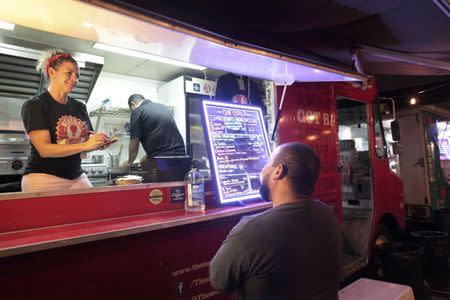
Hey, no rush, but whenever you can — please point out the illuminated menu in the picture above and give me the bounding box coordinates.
[437,121,450,160]
[202,100,271,204]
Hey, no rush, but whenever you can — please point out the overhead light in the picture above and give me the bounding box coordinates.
[409,97,417,105]
[0,20,15,31]
[93,43,206,71]
[0,42,41,60]
[82,21,93,28]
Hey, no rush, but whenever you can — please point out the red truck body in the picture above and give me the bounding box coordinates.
[277,81,405,275]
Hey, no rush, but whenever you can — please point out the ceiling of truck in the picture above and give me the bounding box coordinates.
[100,0,450,108]
[0,24,223,83]
[103,0,450,75]
[1,0,449,109]
[0,0,365,90]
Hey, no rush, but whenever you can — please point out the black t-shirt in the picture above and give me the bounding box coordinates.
[215,73,267,115]
[130,100,185,158]
[21,91,93,179]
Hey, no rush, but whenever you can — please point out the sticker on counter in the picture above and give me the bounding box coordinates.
[171,186,185,203]
[148,189,163,205]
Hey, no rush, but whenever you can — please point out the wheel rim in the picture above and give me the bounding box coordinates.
[375,234,390,247]
[373,233,391,278]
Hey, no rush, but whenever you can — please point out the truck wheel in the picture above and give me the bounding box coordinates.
[369,224,392,278]
[374,224,392,247]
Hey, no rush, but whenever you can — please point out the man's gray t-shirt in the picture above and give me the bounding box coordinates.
[210,199,342,300]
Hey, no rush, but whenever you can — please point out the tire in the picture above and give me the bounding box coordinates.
[367,224,392,279]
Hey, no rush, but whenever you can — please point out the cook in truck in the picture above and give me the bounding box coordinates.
[21,49,110,193]
[124,94,186,168]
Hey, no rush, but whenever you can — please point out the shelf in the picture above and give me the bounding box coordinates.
[89,108,130,118]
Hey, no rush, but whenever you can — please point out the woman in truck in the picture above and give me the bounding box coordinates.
[20,49,109,192]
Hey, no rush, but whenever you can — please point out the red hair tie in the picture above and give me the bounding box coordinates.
[45,53,71,76]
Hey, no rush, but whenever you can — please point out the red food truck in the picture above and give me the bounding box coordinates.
[0,1,404,299]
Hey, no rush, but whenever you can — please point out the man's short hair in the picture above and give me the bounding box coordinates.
[128,94,145,107]
[272,142,320,196]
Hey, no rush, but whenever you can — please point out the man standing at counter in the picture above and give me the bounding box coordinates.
[209,142,342,299]
[125,94,185,167]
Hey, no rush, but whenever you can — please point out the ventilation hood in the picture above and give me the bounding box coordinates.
[0,36,103,102]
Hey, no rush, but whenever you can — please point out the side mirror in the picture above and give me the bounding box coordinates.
[391,119,400,141]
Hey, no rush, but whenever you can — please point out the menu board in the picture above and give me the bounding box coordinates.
[201,100,271,204]
[437,120,450,160]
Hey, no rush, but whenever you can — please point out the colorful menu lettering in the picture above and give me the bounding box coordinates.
[202,100,271,204]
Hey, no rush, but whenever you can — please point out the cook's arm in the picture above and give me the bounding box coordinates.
[127,138,140,166]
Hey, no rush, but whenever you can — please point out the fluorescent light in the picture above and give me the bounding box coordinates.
[93,43,206,71]
[82,21,93,28]
[0,42,41,60]
[0,20,15,31]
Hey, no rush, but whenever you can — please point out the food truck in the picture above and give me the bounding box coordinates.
[0,1,405,299]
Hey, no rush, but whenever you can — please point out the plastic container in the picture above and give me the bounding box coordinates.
[411,230,449,278]
[184,166,205,212]
[435,208,450,235]
[378,241,424,299]
[109,154,120,167]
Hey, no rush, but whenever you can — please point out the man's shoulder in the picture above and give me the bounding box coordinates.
[231,209,274,236]
[145,101,170,111]
[310,199,336,216]
[138,100,159,112]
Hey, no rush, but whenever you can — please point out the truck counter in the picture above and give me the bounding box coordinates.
[0,183,271,299]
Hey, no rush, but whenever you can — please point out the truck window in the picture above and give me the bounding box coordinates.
[373,102,388,158]
[337,99,372,209]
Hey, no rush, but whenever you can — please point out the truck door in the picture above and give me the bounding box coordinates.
[337,98,373,210]
[397,112,428,206]
[337,97,374,274]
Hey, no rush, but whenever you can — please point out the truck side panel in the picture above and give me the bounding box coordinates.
[277,82,342,220]
[276,81,405,253]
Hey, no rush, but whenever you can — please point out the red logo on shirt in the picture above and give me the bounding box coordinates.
[232,93,248,105]
[55,115,89,144]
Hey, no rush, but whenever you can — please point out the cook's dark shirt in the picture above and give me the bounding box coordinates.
[130,100,185,158]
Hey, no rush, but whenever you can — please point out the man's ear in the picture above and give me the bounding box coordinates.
[272,164,287,180]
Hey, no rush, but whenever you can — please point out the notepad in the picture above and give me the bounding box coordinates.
[103,136,119,146]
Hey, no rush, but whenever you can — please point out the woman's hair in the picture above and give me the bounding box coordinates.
[36,49,77,78]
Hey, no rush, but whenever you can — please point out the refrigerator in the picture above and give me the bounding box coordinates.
[157,76,216,176]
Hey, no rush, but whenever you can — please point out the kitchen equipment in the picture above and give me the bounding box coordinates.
[146,156,192,182]
[94,98,110,132]
[91,154,104,164]
[0,130,31,193]
[158,76,215,180]
[81,163,108,187]
[109,153,120,168]
[107,174,143,186]
[108,141,123,168]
